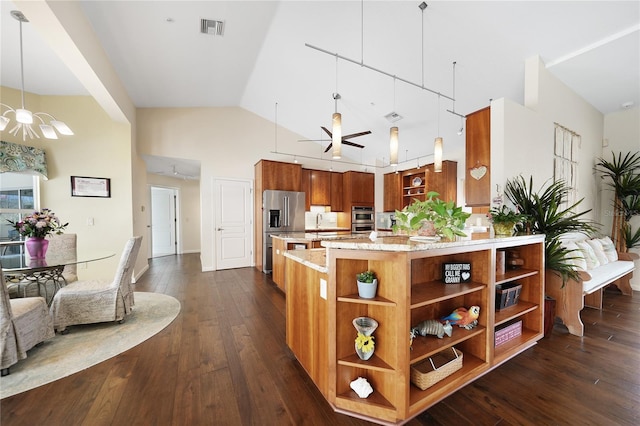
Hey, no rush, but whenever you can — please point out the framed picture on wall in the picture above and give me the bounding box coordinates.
[71,176,111,198]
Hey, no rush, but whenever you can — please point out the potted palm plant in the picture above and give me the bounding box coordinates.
[594,151,640,252]
[504,175,596,283]
[356,270,378,299]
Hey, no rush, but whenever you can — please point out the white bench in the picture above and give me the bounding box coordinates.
[546,237,637,336]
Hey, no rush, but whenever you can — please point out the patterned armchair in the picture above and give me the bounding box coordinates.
[49,236,142,333]
[1,265,55,376]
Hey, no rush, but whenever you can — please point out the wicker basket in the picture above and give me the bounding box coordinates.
[410,347,463,390]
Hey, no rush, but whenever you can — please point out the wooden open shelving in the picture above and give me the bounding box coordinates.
[324,235,545,423]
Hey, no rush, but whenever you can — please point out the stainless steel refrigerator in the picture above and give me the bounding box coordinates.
[262,190,306,273]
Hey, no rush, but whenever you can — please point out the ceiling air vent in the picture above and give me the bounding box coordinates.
[201,19,225,36]
[384,112,403,123]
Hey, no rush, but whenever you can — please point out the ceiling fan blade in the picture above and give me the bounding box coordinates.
[321,126,333,138]
[342,130,371,140]
[343,140,365,149]
[324,143,333,153]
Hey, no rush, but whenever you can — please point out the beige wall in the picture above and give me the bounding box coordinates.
[136,106,338,271]
[0,86,135,281]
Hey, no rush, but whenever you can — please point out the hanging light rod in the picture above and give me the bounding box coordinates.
[270,150,435,170]
[305,43,455,102]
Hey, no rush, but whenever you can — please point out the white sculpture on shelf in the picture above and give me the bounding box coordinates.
[350,376,373,398]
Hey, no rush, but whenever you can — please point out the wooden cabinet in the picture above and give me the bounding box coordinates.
[272,237,323,292]
[310,170,331,205]
[301,169,343,211]
[465,106,491,207]
[383,172,402,212]
[324,235,544,423]
[344,171,374,205]
[301,169,311,211]
[392,160,457,210]
[330,172,343,212]
[256,159,302,192]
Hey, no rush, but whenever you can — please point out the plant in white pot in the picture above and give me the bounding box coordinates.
[356,270,378,299]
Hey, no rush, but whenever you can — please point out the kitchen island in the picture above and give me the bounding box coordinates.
[270,232,370,292]
[284,234,545,424]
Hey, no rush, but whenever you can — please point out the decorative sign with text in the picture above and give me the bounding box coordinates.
[442,263,472,284]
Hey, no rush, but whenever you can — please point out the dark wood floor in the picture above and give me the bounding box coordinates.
[2,254,639,425]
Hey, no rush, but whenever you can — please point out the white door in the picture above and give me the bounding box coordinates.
[214,178,252,270]
[151,187,177,257]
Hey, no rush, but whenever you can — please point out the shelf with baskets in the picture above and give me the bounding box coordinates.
[492,239,545,364]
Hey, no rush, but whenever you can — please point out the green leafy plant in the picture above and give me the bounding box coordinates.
[505,176,596,283]
[487,204,528,225]
[356,270,377,283]
[392,191,470,239]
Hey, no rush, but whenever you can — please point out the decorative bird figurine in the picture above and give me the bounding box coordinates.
[441,306,480,329]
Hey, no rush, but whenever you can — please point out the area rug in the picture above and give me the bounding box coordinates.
[0,292,180,399]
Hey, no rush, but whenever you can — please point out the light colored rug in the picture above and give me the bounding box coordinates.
[0,292,180,399]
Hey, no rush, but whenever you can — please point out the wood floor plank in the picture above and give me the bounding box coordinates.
[2,254,639,426]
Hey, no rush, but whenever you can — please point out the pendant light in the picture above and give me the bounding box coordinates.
[332,93,342,159]
[0,10,73,141]
[389,77,399,166]
[434,95,443,173]
[390,127,399,166]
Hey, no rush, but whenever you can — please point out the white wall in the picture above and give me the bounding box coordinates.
[491,56,605,225]
[603,107,640,289]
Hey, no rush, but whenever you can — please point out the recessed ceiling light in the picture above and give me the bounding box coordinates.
[621,101,634,109]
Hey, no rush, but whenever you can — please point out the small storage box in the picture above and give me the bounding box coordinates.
[495,320,522,347]
[495,282,522,310]
[410,347,463,390]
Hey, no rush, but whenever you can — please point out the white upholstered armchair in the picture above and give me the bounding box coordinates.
[49,236,142,333]
[1,265,55,376]
[46,233,78,284]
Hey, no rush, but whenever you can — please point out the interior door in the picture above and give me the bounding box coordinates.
[151,186,177,257]
[214,178,253,270]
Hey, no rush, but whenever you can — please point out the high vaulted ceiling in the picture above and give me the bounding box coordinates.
[1,1,638,176]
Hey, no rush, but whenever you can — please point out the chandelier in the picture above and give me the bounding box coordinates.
[0,10,73,141]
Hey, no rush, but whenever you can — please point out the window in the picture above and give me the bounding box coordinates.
[0,173,40,251]
[553,123,580,211]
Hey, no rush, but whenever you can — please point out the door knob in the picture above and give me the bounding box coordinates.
[217,228,224,231]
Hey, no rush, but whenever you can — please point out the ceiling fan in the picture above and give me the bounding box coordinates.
[320,126,371,153]
[152,165,196,180]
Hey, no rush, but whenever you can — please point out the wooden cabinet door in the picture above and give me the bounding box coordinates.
[310,170,331,206]
[429,160,457,203]
[330,172,343,211]
[259,160,302,192]
[383,172,402,212]
[347,171,374,205]
[301,169,311,211]
[465,107,491,207]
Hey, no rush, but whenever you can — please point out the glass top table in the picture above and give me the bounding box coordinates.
[0,250,115,272]
[1,245,115,305]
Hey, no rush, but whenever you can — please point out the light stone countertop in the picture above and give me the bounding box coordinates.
[320,234,545,251]
[284,248,328,273]
[270,232,376,243]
